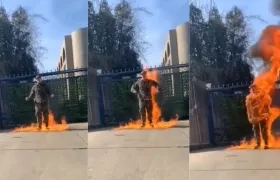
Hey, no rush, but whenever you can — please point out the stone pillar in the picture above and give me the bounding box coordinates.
[190,80,211,150]
[88,67,100,128]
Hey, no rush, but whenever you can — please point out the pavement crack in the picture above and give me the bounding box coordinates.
[88,145,189,149]
[191,168,280,171]
[0,147,87,151]
[76,132,88,145]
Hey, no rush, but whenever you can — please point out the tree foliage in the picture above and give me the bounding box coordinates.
[190,4,253,85]
[88,0,149,70]
[0,6,45,76]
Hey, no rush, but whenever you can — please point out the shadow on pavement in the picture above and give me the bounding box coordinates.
[0,129,13,134]
[88,126,115,133]
[190,145,229,153]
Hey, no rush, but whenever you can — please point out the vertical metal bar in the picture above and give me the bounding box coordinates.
[207,92,216,146]
[0,81,3,129]
[98,76,105,126]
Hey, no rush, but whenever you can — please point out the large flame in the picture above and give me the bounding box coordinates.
[229,25,280,150]
[13,112,68,132]
[116,69,178,130]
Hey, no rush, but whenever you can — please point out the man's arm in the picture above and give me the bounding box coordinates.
[26,85,35,101]
[151,80,160,91]
[44,83,51,97]
[263,95,272,118]
[131,81,139,94]
[245,96,252,121]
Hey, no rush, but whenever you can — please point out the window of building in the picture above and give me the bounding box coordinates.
[63,48,66,61]
[60,56,63,69]
[167,42,170,56]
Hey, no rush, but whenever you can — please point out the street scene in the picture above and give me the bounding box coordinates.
[0,0,88,179]
[190,0,280,179]
[88,0,189,179]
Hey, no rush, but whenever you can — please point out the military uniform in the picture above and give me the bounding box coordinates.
[131,74,160,127]
[26,79,51,129]
[246,85,271,149]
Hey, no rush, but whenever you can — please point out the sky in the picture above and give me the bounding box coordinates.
[212,0,279,75]
[1,0,278,71]
[213,0,279,45]
[2,0,87,72]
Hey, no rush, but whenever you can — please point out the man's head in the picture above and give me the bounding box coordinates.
[140,70,147,79]
[35,75,42,83]
[249,84,259,94]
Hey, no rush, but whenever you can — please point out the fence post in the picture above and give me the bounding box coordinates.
[88,67,101,128]
[98,76,105,126]
[0,81,3,129]
[207,92,216,146]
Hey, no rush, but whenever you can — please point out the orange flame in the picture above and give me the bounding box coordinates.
[116,69,178,130]
[13,112,68,132]
[229,25,280,150]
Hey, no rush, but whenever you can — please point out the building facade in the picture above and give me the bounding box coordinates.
[56,27,88,100]
[161,22,189,66]
[161,22,189,96]
[57,27,88,72]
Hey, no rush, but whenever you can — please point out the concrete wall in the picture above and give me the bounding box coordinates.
[56,27,88,72]
[190,81,211,150]
[161,22,189,66]
[176,22,189,64]
[88,67,100,127]
[57,35,74,72]
[72,28,88,69]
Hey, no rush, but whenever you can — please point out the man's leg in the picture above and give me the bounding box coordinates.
[146,100,153,126]
[252,123,261,148]
[260,120,269,149]
[35,104,42,129]
[42,103,49,128]
[139,100,146,127]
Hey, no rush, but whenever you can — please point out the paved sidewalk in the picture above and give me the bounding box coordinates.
[88,126,189,180]
[0,123,87,180]
[190,147,280,180]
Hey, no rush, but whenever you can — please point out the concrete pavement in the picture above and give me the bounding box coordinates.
[0,123,87,180]
[190,147,280,180]
[88,125,189,180]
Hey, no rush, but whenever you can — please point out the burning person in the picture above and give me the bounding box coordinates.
[25,75,54,130]
[246,83,271,149]
[131,70,160,128]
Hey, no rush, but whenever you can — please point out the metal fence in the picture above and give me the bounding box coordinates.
[0,68,87,129]
[207,82,280,145]
[206,83,253,145]
[97,64,189,126]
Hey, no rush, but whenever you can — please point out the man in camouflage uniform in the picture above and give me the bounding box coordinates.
[246,84,271,149]
[131,70,160,127]
[25,75,54,130]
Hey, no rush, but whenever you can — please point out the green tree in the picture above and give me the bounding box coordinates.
[189,4,207,80]
[0,5,45,76]
[10,6,38,75]
[88,0,96,68]
[190,3,252,85]
[224,6,252,84]
[0,7,14,75]
[88,0,149,70]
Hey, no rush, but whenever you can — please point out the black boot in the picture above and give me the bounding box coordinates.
[264,144,269,149]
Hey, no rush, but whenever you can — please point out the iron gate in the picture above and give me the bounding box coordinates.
[0,68,87,129]
[98,64,189,126]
